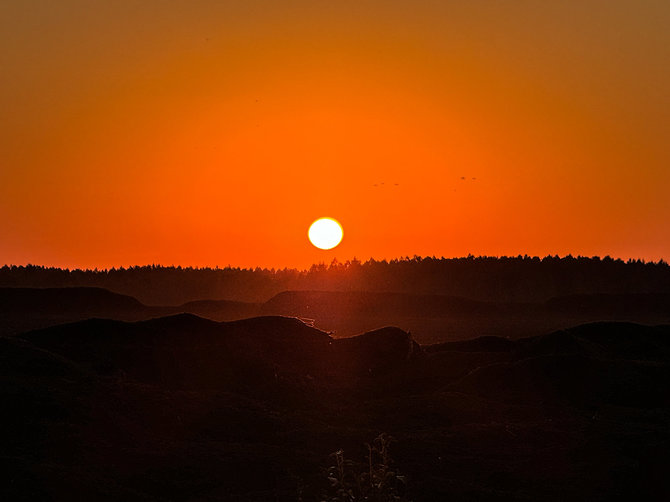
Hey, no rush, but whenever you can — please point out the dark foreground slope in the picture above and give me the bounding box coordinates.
[2,316,670,501]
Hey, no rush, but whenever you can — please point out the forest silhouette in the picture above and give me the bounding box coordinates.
[2,255,668,305]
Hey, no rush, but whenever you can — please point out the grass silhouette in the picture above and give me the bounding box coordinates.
[321,433,411,502]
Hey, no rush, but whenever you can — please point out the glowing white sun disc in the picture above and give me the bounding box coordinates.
[308,218,343,250]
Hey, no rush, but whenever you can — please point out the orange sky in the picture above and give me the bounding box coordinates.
[1,1,669,269]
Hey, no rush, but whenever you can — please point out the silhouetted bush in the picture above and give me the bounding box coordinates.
[322,433,410,502]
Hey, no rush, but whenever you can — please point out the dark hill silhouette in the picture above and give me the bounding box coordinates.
[2,317,670,500]
[4,286,670,344]
[20,315,421,390]
[545,293,670,318]
[0,335,88,380]
[177,298,260,319]
[514,321,670,361]
[21,315,327,390]
[262,290,500,318]
[425,322,670,408]
[0,287,262,336]
[331,326,422,378]
[261,290,670,343]
[15,315,670,405]
[0,287,159,336]
[0,286,143,312]
[426,335,516,353]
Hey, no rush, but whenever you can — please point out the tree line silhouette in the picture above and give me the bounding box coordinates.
[1,255,668,305]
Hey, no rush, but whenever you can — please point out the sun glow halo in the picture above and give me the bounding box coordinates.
[308,218,343,250]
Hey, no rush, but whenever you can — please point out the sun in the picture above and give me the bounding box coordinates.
[308,217,343,250]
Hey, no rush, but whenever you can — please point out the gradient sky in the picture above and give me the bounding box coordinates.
[2,1,669,269]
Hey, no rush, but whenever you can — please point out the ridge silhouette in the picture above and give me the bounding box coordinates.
[2,315,669,500]
[4,286,670,342]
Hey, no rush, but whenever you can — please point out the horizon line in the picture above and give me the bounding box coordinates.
[2,253,668,273]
